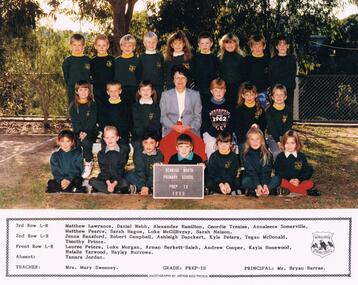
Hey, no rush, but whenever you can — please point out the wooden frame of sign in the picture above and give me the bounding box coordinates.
[153,164,205,199]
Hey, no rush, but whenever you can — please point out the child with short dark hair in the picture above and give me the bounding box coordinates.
[218,33,246,106]
[102,80,131,157]
[202,78,233,159]
[266,84,292,160]
[62,33,91,104]
[269,35,297,115]
[168,134,203,164]
[136,32,164,100]
[90,34,115,128]
[232,82,266,149]
[206,131,241,195]
[164,30,193,90]
[114,34,138,107]
[245,34,270,108]
[69,80,98,178]
[241,128,280,197]
[132,80,161,156]
[126,132,164,195]
[274,130,320,196]
[89,126,130,194]
[192,32,219,105]
[47,130,86,193]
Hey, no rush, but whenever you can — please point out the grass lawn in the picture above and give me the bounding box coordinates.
[0,125,357,209]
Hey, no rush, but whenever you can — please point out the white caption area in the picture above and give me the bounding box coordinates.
[7,217,350,277]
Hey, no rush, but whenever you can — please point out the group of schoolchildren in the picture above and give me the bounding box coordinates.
[47,29,320,197]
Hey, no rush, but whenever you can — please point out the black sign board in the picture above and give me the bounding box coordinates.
[153,164,204,199]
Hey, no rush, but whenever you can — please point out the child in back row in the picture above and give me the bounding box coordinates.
[241,128,280,197]
[136,32,164,100]
[164,30,193,89]
[218,33,245,106]
[114,34,138,107]
[90,34,115,128]
[245,34,270,108]
[192,32,219,105]
[265,84,292,160]
[274,130,320,196]
[89,126,130,194]
[206,131,241,195]
[131,80,161,156]
[232,82,266,151]
[62,34,91,104]
[202,78,233,159]
[47,130,86,193]
[69,80,98,178]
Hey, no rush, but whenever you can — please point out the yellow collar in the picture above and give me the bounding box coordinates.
[97,53,108,57]
[78,98,89,104]
[252,53,264,58]
[121,53,134,59]
[71,53,84,57]
[244,102,256,108]
[109,97,121,104]
[219,149,231,155]
[273,104,285,111]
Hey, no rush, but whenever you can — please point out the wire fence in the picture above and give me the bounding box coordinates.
[294,75,358,123]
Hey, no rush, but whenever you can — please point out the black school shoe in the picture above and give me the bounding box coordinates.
[71,186,88,193]
[245,189,258,197]
[307,188,321,196]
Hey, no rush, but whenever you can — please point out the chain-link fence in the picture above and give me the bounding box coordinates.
[295,75,358,123]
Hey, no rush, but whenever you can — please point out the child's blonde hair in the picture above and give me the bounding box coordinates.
[143,31,158,42]
[218,33,244,59]
[104,125,119,137]
[94,34,109,45]
[281,130,303,152]
[165,30,192,61]
[248,34,266,48]
[244,128,270,166]
[136,80,158,102]
[120,34,136,49]
[271,84,287,98]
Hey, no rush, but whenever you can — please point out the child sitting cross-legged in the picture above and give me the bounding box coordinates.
[89,126,130,194]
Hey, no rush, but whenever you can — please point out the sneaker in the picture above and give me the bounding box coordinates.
[307,189,321,196]
[129,184,137,194]
[231,189,242,196]
[204,187,210,195]
[82,161,93,178]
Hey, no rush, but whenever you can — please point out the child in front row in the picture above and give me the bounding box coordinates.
[69,80,98,178]
[169,134,203,164]
[206,131,241,195]
[47,130,86,193]
[266,84,292,160]
[89,126,130,194]
[274,130,320,196]
[232,82,266,151]
[132,80,161,157]
[126,132,164,195]
[136,31,164,100]
[241,128,280,197]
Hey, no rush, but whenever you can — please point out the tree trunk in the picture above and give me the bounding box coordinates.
[109,0,138,55]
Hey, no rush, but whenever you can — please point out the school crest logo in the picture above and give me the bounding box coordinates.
[224,161,232,169]
[84,63,90,70]
[150,164,153,170]
[282,115,288,123]
[106,60,113,68]
[183,63,190,70]
[129,65,136,72]
[311,232,335,257]
[156,62,162,69]
[294,161,303,170]
[148,112,154,120]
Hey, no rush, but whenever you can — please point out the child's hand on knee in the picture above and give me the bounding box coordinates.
[224,183,231,195]
[141,186,149,196]
[262,184,269,196]
[61,179,70,189]
[219,183,226,194]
